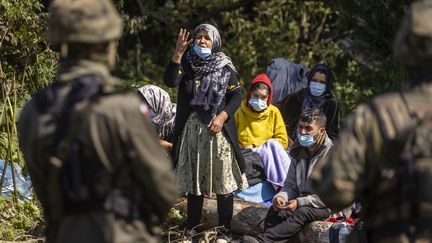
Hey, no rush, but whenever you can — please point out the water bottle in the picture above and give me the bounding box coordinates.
[338,222,350,243]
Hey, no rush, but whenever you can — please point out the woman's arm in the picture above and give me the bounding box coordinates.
[163,61,184,88]
[222,69,242,118]
[273,108,289,149]
[164,28,192,88]
[208,69,242,134]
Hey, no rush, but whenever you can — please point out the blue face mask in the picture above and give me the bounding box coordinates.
[297,132,318,147]
[248,98,268,112]
[309,82,326,97]
[193,44,212,59]
[148,110,157,120]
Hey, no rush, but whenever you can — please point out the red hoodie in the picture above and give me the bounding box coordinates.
[247,73,273,106]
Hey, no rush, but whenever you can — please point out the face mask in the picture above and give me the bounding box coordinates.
[248,98,268,112]
[309,82,326,97]
[148,110,157,120]
[193,44,212,59]
[297,131,318,147]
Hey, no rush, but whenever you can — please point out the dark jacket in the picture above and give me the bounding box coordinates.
[274,135,333,209]
[277,88,340,141]
[164,58,245,172]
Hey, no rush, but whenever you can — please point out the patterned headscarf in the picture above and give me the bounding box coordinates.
[137,85,176,141]
[301,64,335,111]
[186,24,237,122]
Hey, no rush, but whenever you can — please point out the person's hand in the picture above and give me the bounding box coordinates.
[172,28,192,64]
[208,111,228,135]
[159,140,173,150]
[244,145,254,149]
[273,196,289,211]
[286,199,298,211]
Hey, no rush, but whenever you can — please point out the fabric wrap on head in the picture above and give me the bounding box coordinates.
[186,24,237,123]
[137,85,176,141]
[191,24,222,52]
[266,58,309,104]
[301,64,335,111]
[247,73,273,106]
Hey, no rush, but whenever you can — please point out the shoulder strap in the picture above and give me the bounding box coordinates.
[35,75,105,224]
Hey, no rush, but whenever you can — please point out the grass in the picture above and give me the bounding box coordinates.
[0,197,44,241]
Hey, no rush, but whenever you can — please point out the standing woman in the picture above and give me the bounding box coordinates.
[164,24,248,241]
[277,64,340,141]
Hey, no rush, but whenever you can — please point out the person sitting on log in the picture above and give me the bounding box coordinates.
[239,108,332,243]
[137,85,177,151]
[234,74,291,190]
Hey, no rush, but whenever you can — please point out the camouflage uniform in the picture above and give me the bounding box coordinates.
[311,1,432,242]
[18,0,178,242]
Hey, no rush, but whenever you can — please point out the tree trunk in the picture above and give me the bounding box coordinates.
[174,197,333,242]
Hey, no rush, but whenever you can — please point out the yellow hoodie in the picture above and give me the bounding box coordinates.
[235,100,288,149]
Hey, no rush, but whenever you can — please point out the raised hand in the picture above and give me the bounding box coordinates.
[172,28,192,64]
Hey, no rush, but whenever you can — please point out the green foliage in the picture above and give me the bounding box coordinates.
[0,197,43,241]
[1,0,57,171]
[113,0,410,119]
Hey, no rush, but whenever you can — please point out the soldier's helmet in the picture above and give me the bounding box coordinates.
[394,0,432,70]
[47,0,123,46]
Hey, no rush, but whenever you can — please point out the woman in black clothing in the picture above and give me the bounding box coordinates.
[277,64,340,142]
[164,24,248,241]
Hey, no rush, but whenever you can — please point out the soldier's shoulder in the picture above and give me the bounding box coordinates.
[341,93,404,136]
[95,93,142,113]
[368,92,415,140]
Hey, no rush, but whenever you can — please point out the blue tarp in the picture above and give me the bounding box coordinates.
[0,160,32,201]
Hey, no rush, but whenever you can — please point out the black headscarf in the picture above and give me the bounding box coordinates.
[301,64,335,110]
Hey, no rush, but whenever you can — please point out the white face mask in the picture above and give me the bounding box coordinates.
[248,98,268,112]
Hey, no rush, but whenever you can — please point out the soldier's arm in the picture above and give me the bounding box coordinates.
[17,102,48,207]
[124,100,179,221]
[311,104,375,212]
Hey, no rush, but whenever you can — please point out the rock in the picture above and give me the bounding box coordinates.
[174,197,333,242]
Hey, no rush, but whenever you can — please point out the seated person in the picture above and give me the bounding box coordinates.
[240,108,332,243]
[277,64,340,141]
[235,74,290,188]
[137,85,176,150]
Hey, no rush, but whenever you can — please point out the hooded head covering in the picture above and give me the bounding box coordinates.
[185,24,237,123]
[137,85,176,141]
[266,58,309,104]
[247,73,273,107]
[301,64,335,110]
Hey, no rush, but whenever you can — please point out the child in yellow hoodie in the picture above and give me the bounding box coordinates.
[235,74,291,188]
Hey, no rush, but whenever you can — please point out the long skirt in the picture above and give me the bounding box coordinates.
[177,112,248,196]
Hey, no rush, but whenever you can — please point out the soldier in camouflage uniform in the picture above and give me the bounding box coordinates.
[18,0,178,242]
[311,0,432,242]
